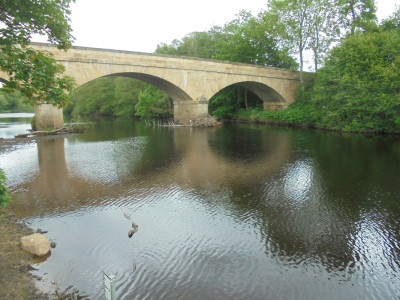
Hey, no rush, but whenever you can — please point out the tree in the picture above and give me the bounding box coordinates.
[156,27,223,59]
[307,0,341,71]
[113,77,147,117]
[268,0,314,79]
[335,0,377,35]
[214,10,298,69]
[135,85,172,118]
[310,22,400,132]
[0,0,76,107]
[0,89,33,112]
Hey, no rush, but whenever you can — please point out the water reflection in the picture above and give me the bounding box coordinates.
[1,119,399,299]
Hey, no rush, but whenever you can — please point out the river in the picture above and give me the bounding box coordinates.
[1,114,400,299]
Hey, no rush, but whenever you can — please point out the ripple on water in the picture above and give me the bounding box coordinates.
[65,136,147,185]
[6,121,400,300]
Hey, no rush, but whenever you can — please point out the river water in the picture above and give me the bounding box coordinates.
[1,115,400,299]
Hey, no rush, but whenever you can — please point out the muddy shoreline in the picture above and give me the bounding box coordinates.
[0,210,50,299]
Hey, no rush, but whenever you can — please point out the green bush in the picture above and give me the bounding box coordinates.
[0,169,10,207]
[0,90,34,113]
[135,85,173,118]
[31,116,36,131]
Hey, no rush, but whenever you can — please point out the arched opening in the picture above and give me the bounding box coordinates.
[208,81,286,119]
[236,81,285,103]
[108,73,192,102]
[209,82,265,118]
[67,73,191,119]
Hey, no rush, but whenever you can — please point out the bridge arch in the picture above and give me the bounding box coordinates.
[106,72,192,102]
[209,81,285,105]
[235,81,285,103]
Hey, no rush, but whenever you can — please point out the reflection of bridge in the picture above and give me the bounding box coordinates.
[0,43,306,126]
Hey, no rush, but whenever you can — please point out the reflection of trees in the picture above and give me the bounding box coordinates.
[221,130,400,276]
[207,123,280,161]
[306,132,400,272]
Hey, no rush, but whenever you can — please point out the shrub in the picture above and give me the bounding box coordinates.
[0,169,10,207]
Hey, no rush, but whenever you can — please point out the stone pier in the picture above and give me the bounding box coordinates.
[34,104,64,130]
[174,100,210,125]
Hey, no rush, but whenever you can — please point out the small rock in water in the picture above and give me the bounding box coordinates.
[27,265,39,271]
[36,229,48,234]
[20,233,51,257]
[50,241,57,248]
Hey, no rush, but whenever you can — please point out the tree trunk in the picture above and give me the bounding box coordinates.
[299,47,304,83]
[245,89,248,110]
[350,0,356,35]
[314,49,318,72]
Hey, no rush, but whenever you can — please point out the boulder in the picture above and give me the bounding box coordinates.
[20,233,50,257]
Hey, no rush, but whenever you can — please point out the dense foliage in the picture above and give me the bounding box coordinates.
[309,15,400,132]
[234,9,400,133]
[135,85,172,118]
[0,90,33,112]
[0,0,75,107]
[0,169,10,207]
[156,10,297,69]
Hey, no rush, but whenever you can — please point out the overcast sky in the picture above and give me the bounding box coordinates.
[34,0,400,53]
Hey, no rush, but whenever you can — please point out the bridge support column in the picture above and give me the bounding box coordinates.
[264,102,289,111]
[34,103,64,131]
[174,100,209,125]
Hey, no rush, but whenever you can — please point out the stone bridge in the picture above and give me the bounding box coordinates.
[0,42,307,127]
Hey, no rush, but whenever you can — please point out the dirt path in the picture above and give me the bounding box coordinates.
[0,210,50,299]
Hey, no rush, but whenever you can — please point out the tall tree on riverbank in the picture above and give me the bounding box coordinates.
[0,0,75,107]
[336,0,377,35]
[307,0,341,70]
[156,28,223,59]
[213,10,297,69]
[267,0,313,78]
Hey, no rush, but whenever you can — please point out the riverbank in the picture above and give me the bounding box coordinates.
[230,107,400,135]
[0,210,49,299]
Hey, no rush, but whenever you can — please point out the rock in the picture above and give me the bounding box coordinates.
[20,233,50,257]
[27,265,39,271]
[50,241,56,248]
